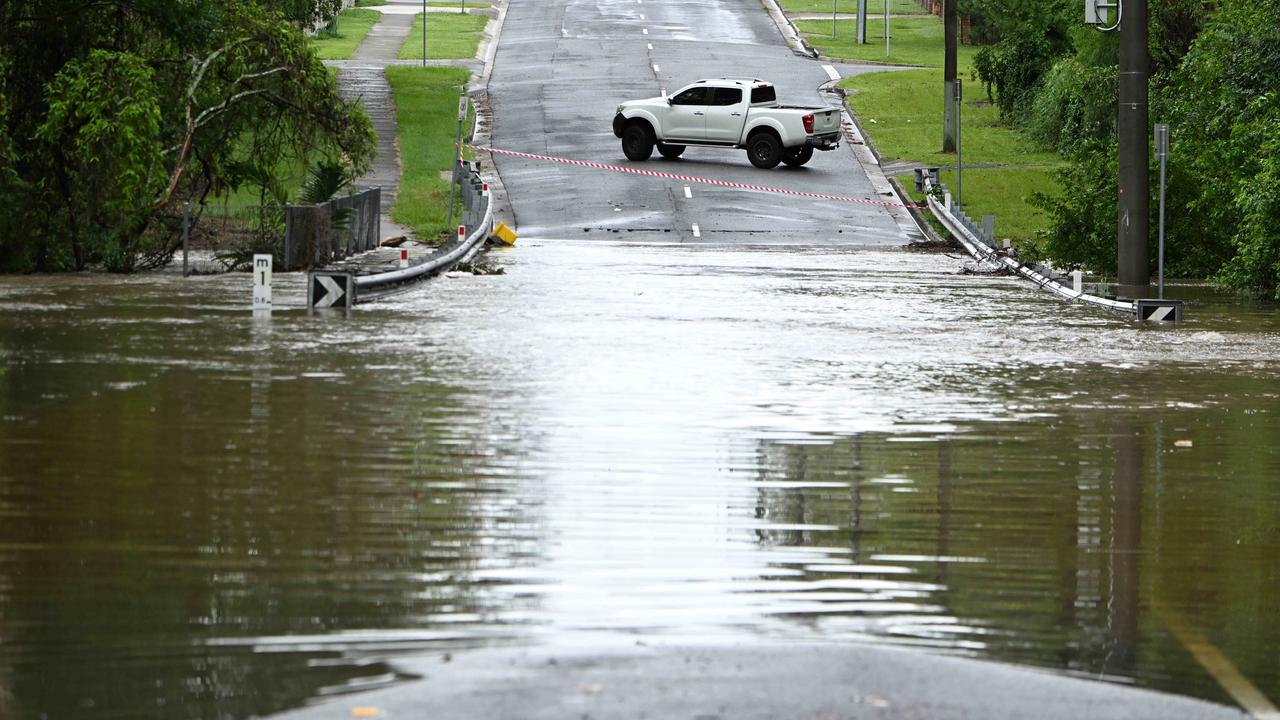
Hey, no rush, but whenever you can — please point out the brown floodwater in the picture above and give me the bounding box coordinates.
[1,241,1278,718]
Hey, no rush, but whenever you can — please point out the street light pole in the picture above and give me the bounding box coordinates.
[421,0,427,67]
[1117,0,1149,299]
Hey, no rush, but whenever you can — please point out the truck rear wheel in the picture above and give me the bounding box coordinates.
[747,133,782,169]
[657,143,685,159]
[622,124,654,161]
[782,146,814,167]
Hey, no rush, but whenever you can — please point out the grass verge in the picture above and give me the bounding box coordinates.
[397,12,490,60]
[386,65,473,244]
[780,0,928,17]
[901,168,1058,243]
[796,17,973,67]
[838,67,1061,244]
[311,8,381,60]
[840,69,1057,167]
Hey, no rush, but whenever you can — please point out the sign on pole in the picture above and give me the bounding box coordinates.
[252,254,272,310]
[308,271,356,310]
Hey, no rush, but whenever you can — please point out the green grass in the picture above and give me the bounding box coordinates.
[796,16,969,67]
[780,0,928,16]
[397,12,489,60]
[841,68,1058,167]
[355,0,386,6]
[385,65,474,243]
[902,168,1058,243]
[311,8,381,60]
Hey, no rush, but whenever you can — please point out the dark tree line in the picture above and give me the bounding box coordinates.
[965,0,1280,297]
[0,0,374,272]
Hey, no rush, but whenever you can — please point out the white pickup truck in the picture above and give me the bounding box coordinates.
[612,78,841,169]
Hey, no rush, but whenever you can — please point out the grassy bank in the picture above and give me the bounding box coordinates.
[796,16,974,67]
[397,12,490,60]
[809,14,1061,245]
[780,0,925,15]
[311,8,381,60]
[386,66,473,243]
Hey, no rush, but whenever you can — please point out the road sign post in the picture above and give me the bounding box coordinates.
[1155,123,1169,299]
[954,79,962,207]
[446,92,468,232]
[252,254,272,311]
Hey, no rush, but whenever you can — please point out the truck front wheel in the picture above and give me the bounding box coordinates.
[782,146,814,167]
[622,124,654,161]
[747,133,782,169]
[657,143,685,159]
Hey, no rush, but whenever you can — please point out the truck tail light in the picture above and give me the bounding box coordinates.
[803,114,814,134]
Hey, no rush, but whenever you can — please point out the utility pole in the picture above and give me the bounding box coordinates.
[856,0,868,44]
[1117,0,1149,299]
[942,0,957,152]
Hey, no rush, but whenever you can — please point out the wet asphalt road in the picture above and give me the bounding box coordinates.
[486,0,916,243]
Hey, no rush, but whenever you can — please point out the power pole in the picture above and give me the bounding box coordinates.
[1117,0,1149,299]
[942,0,957,152]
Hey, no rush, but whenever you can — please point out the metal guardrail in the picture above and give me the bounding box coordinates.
[311,161,494,305]
[922,178,1136,316]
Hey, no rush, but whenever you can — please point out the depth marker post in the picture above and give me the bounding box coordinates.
[252,254,272,311]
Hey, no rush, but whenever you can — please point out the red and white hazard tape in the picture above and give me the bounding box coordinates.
[465,144,923,210]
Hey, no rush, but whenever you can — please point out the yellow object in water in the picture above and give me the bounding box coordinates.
[490,221,517,246]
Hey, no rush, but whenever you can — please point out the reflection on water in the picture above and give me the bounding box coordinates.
[1,243,1279,718]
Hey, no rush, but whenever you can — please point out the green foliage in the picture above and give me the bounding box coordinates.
[958,0,1075,49]
[0,0,375,272]
[1026,139,1117,271]
[36,51,164,272]
[1219,120,1280,297]
[972,31,1059,121]
[1024,59,1116,154]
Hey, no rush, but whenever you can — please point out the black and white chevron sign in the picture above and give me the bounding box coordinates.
[308,271,355,310]
[1135,299,1184,322]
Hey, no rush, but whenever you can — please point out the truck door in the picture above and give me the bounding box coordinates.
[665,86,709,142]
[703,87,745,143]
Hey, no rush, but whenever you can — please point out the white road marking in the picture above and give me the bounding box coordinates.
[691,224,701,237]
[639,13,645,19]
[653,64,660,73]
[642,28,649,35]
[684,186,692,198]
[823,64,841,81]
[1158,603,1280,719]
[647,43,653,50]
[660,88,666,99]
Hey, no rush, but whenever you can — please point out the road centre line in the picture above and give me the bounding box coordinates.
[642,28,649,34]
[648,43,653,50]
[465,144,924,209]
[653,64,660,72]
[684,185,692,198]
[692,224,701,237]
[1157,602,1280,719]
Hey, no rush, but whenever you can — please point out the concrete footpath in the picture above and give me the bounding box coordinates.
[322,1,490,273]
[271,638,1248,719]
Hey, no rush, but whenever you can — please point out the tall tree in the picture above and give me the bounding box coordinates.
[0,0,374,272]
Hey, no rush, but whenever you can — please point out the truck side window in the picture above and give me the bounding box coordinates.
[709,88,743,106]
[750,86,776,104]
[670,87,709,106]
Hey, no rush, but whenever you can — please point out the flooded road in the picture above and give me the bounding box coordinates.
[2,242,1280,718]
